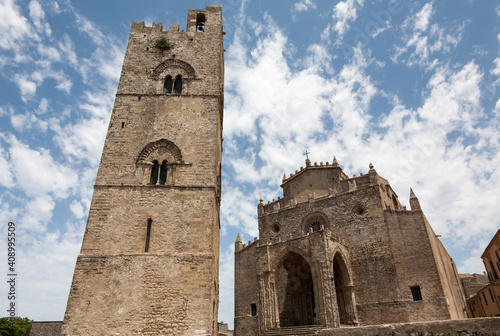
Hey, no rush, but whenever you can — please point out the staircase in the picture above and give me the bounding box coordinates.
[259,325,324,336]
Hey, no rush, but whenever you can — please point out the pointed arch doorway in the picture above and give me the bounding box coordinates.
[333,253,356,325]
[276,252,317,327]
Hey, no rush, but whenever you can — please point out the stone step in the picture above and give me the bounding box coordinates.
[259,325,324,336]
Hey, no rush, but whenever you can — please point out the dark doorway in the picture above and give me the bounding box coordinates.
[276,252,316,327]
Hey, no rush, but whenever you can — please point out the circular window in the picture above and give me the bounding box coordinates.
[353,204,365,215]
[304,214,328,233]
[272,224,280,233]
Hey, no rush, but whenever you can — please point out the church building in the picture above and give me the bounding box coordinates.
[234,157,467,335]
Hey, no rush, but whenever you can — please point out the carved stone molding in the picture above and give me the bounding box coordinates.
[137,139,183,164]
[151,59,196,79]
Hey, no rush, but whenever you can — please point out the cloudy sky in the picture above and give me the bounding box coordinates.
[0,0,499,329]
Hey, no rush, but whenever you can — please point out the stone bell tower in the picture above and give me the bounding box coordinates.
[62,6,224,336]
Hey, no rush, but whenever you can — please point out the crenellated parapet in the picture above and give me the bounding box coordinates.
[258,157,416,217]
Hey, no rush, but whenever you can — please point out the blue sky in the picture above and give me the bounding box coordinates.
[0,0,499,329]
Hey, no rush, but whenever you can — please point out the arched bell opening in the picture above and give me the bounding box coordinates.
[159,160,168,185]
[333,253,356,325]
[150,160,159,185]
[276,252,317,327]
[196,13,206,32]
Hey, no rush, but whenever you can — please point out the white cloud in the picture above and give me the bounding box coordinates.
[78,38,125,86]
[69,200,85,219]
[418,62,482,125]
[293,0,316,13]
[331,0,363,43]
[0,0,36,52]
[32,68,73,93]
[10,111,48,132]
[29,0,51,36]
[20,194,56,232]
[0,146,14,188]
[51,116,108,165]
[143,16,155,27]
[13,74,37,99]
[221,185,259,237]
[492,57,500,77]
[392,2,465,69]
[13,64,74,99]
[15,219,84,321]
[218,248,235,327]
[0,105,10,117]
[414,2,433,31]
[36,98,49,114]
[7,136,78,198]
[58,34,78,67]
[55,78,72,93]
[75,12,105,46]
[38,44,61,62]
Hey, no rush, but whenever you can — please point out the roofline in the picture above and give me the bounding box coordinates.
[481,229,500,259]
[281,164,344,187]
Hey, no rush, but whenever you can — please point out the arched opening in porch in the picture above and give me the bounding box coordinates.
[333,253,355,325]
[276,252,317,327]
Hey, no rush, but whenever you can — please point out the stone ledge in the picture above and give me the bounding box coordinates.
[319,318,500,336]
[29,321,62,336]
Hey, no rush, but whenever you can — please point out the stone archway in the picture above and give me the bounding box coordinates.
[333,253,355,325]
[276,252,317,327]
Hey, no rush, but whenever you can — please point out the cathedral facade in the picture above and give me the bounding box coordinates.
[234,157,467,335]
[62,6,224,336]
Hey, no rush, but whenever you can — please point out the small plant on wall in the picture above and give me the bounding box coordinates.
[155,37,172,51]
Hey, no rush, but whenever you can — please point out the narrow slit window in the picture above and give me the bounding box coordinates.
[483,292,488,305]
[159,160,168,185]
[196,13,205,32]
[174,75,182,94]
[251,303,257,316]
[145,219,152,252]
[410,286,422,301]
[164,75,173,94]
[121,122,125,128]
[150,160,159,185]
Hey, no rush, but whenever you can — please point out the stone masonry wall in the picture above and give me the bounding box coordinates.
[319,317,500,336]
[234,244,260,336]
[63,6,223,336]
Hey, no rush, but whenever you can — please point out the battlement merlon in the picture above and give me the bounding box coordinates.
[261,159,405,214]
[130,5,223,34]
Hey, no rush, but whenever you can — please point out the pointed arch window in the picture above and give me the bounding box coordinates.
[164,75,173,94]
[174,75,182,93]
[150,160,159,184]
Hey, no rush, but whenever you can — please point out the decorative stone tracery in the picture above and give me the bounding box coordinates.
[303,213,329,233]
